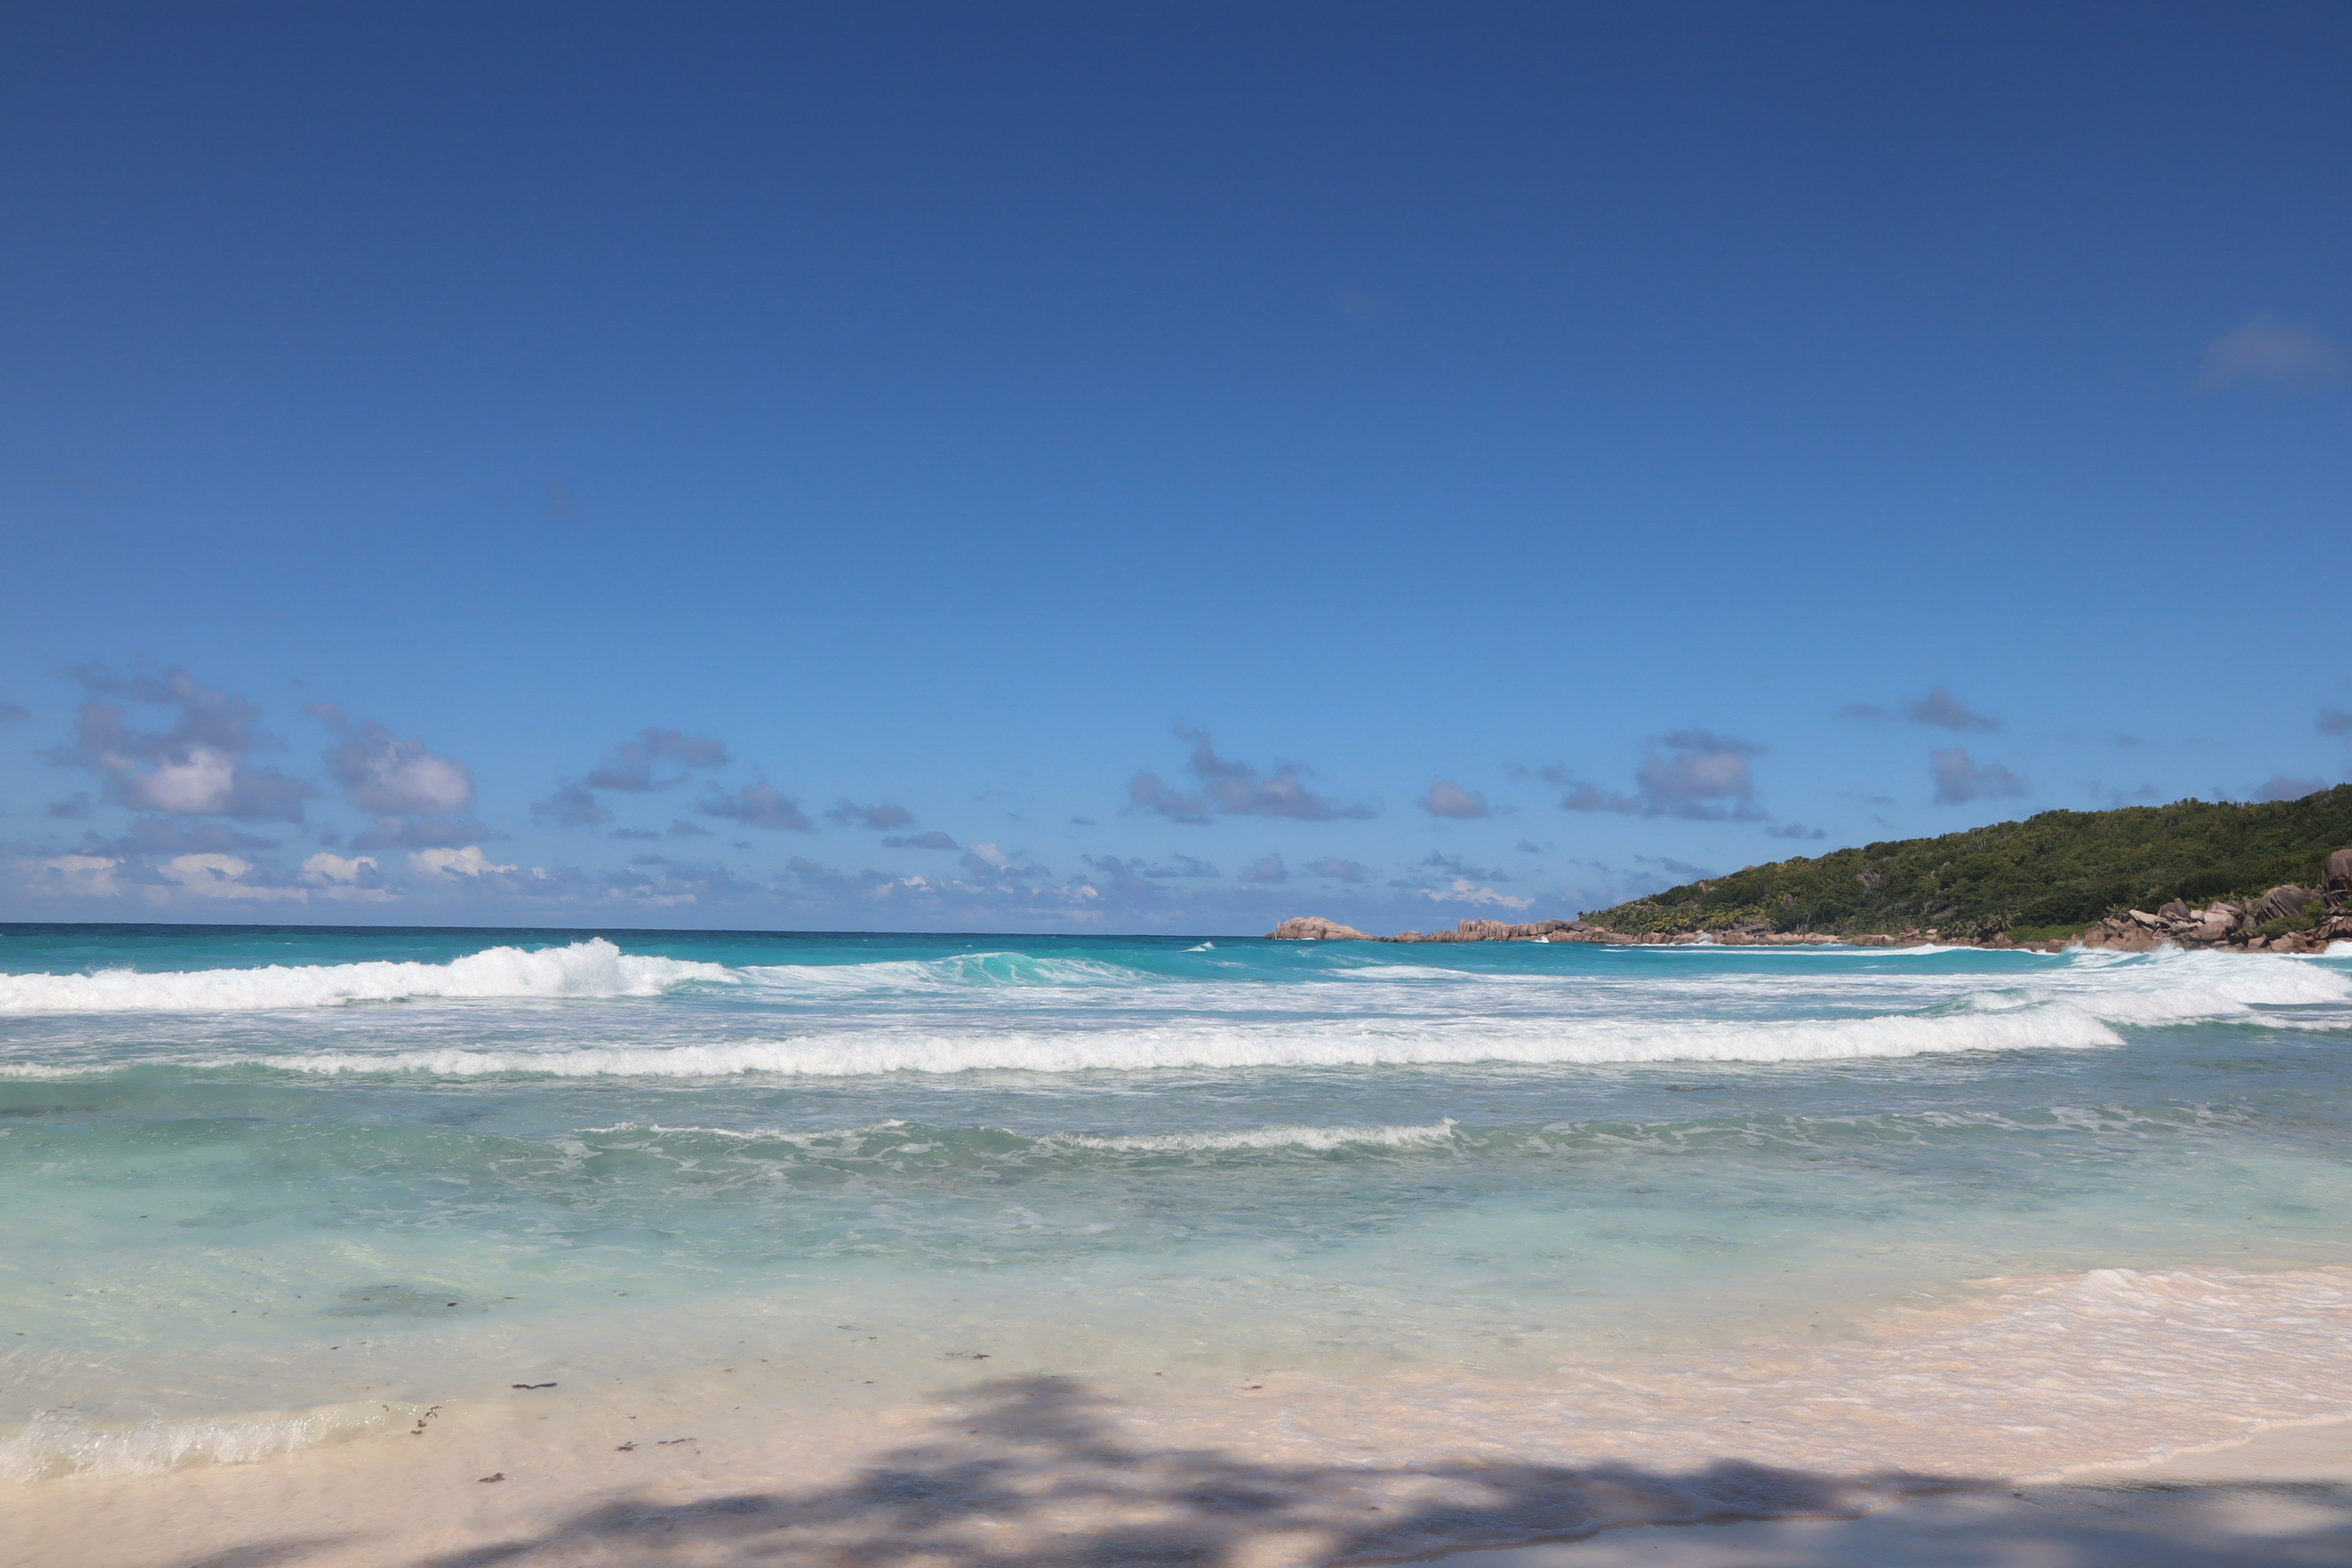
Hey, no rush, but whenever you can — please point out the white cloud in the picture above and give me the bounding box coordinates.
[154,854,307,901]
[302,853,379,884]
[127,747,241,813]
[62,665,313,821]
[26,854,123,897]
[1415,878,1534,910]
[410,845,519,878]
[317,714,475,815]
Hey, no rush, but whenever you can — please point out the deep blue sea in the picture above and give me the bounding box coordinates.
[6,924,2351,1493]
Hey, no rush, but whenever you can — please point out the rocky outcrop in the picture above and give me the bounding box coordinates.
[1264,916,1379,941]
[2253,885,2318,925]
[2079,880,2352,954]
[2329,848,2352,897]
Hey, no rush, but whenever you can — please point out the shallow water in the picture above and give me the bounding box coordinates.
[4,924,2351,1487]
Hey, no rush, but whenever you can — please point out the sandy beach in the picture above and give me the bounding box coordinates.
[1430,1420,2352,1567]
[15,1388,2348,1567]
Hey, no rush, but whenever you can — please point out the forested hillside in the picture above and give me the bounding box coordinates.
[1583,786,2352,942]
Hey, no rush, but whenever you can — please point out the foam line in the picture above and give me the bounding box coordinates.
[222,1003,2125,1077]
[0,938,728,1014]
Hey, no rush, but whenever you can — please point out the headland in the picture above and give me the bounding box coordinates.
[1274,786,2352,954]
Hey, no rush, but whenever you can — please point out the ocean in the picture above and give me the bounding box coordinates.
[6,924,2352,1556]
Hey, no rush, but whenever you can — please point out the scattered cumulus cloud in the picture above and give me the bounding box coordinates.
[2199,314,2346,390]
[1128,726,1374,823]
[1550,730,1766,821]
[155,853,306,902]
[46,795,93,819]
[828,800,916,830]
[883,830,960,850]
[56,664,313,821]
[1929,748,2029,805]
[2250,775,2327,803]
[88,818,277,856]
[0,702,26,722]
[1419,780,1495,819]
[1902,688,2000,731]
[352,813,498,851]
[957,842,1048,883]
[309,704,475,815]
[1144,854,1219,878]
[1241,854,1289,884]
[529,727,734,832]
[410,845,519,879]
[1841,687,1999,731]
[2320,707,2352,736]
[1419,850,1512,883]
[583,729,731,791]
[301,852,387,889]
[533,782,613,829]
[1764,822,1828,840]
[1414,880,1533,910]
[698,782,814,831]
[26,854,124,897]
[1305,857,1367,882]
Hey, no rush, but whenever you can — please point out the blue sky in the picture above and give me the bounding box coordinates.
[2,2,2347,933]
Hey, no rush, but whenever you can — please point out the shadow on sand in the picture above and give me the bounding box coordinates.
[164,1377,2352,1568]
[399,1374,1977,1567]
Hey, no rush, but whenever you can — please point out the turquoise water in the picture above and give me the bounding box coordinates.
[5,924,2352,1483]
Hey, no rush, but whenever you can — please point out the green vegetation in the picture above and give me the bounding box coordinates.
[1581,785,2352,941]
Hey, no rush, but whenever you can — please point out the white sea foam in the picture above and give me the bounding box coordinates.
[1050,1119,1461,1153]
[0,1403,399,1481]
[578,1118,1466,1153]
[737,952,1153,992]
[2032,947,2352,1023]
[232,1002,2124,1077]
[0,939,729,1014]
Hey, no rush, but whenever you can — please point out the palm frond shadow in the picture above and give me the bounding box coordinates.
[410,1374,1983,1567]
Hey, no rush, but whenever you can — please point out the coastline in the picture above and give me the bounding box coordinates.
[19,1395,2350,1567]
[1414,1419,2352,1566]
[17,1262,2352,1568]
[1268,908,2352,954]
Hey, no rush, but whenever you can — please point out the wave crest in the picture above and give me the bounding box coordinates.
[0,939,728,1014]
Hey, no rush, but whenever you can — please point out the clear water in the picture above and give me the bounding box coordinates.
[5,924,2351,1485]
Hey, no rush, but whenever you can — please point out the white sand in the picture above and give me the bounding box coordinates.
[1422,1422,2352,1567]
[12,1372,2350,1568]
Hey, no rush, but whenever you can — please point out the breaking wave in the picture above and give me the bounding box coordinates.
[0,938,728,1014]
[226,1002,2126,1077]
